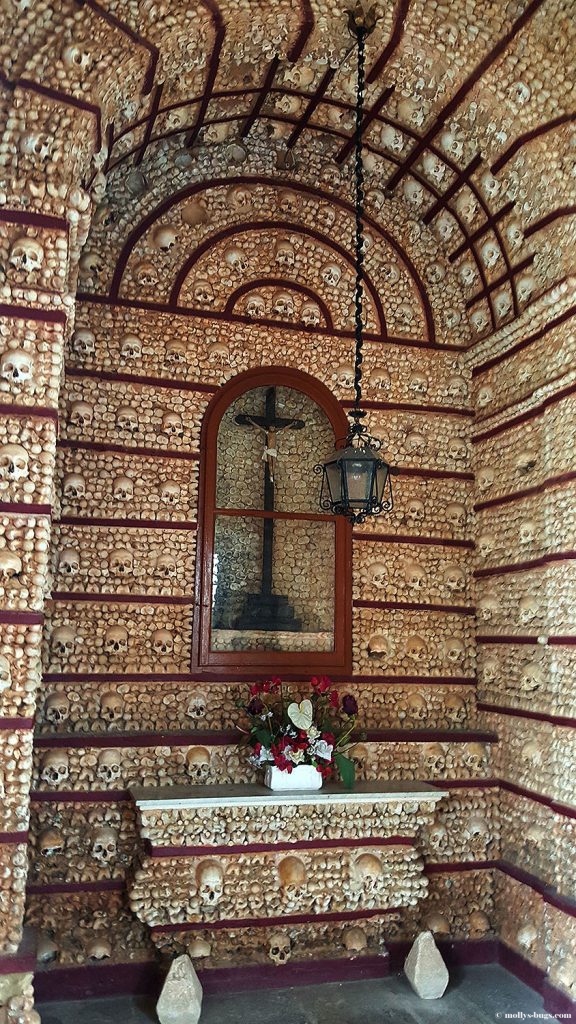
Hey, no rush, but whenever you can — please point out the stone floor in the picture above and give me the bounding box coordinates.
[38,964,556,1024]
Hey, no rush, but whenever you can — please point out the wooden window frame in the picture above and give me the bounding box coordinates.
[191,367,352,675]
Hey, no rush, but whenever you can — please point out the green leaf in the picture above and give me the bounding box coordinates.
[252,727,272,746]
[334,752,355,789]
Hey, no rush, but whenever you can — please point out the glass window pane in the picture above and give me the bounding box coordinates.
[211,515,335,653]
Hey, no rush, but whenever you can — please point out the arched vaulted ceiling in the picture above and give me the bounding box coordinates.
[1,0,574,344]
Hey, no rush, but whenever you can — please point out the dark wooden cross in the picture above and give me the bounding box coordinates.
[235,387,304,602]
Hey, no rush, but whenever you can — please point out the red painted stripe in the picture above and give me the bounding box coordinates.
[472,303,576,376]
[27,879,124,895]
[134,82,163,166]
[151,906,402,934]
[149,836,415,858]
[367,0,411,83]
[548,636,576,646]
[0,832,28,844]
[472,382,576,444]
[0,209,68,231]
[341,399,473,418]
[0,611,42,625]
[30,790,129,803]
[353,533,473,549]
[0,503,52,515]
[354,599,474,615]
[0,403,58,421]
[287,68,339,149]
[474,552,576,578]
[58,516,197,530]
[449,202,516,262]
[477,703,576,729]
[51,592,194,605]
[0,304,67,324]
[185,1,225,148]
[65,367,217,395]
[79,0,159,94]
[491,113,576,174]
[241,58,280,139]
[474,472,576,512]
[57,439,200,462]
[423,156,484,226]
[0,717,34,730]
[12,78,102,151]
[524,206,576,237]
[41,670,476,687]
[400,467,474,481]
[430,859,576,917]
[476,635,539,644]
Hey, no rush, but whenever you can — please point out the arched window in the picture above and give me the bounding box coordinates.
[192,367,352,674]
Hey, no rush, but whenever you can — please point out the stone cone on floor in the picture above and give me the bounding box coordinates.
[404,930,449,999]
[156,954,203,1024]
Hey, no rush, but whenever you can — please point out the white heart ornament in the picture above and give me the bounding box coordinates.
[287,699,313,731]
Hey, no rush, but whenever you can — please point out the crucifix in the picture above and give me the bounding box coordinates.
[233,387,305,628]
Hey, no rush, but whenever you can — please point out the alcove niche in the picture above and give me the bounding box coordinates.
[192,367,352,674]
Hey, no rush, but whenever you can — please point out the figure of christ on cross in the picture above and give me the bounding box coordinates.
[233,387,305,628]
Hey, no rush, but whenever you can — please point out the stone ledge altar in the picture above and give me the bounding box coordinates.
[128,782,447,970]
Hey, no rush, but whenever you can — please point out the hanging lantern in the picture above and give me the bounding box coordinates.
[316,5,398,524]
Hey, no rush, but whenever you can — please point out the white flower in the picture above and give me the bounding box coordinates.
[307,725,320,740]
[313,739,333,761]
[288,748,305,764]
[250,746,272,766]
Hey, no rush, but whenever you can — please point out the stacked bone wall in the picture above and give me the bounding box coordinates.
[468,286,576,996]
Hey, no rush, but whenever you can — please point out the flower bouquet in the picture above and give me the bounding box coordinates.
[239,675,359,790]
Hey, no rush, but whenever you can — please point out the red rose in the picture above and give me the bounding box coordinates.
[341,694,358,716]
[329,690,339,708]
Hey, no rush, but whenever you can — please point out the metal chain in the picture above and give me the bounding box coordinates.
[352,24,367,414]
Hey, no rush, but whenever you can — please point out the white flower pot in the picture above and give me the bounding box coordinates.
[264,764,323,791]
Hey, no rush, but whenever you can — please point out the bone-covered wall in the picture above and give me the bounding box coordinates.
[0,0,575,1016]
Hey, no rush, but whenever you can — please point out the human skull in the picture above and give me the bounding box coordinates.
[470,307,489,338]
[104,625,128,655]
[445,694,466,724]
[277,189,299,216]
[181,198,210,226]
[368,561,387,589]
[40,750,70,786]
[447,374,467,400]
[51,625,77,657]
[405,498,425,525]
[477,594,499,622]
[113,475,134,501]
[69,400,94,428]
[152,628,174,656]
[224,245,247,275]
[477,385,494,410]
[455,192,477,224]
[509,81,531,106]
[459,261,477,288]
[109,548,133,576]
[186,693,207,721]
[268,932,291,964]
[433,212,457,242]
[97,749,122,784]
[409,371,428,395]
[274,238,295,268]
[516,448,538,474]
[518,596,540,625]
[0,549,21,581]
[477,532,496,557]
[152,224,178,251]
[196,859,223,905]
[116,405,139,434]
[400,692,427,722]
[463,742,487,771]
[207,341,229,365]
[20,131,52,161]
[381,125,405,153]
[520,660,544,692]
[0,348,33,385]
[517,924,538,951]
[99,691,124,723]
[397,303,415,327]
[405,430,426,453]
[44,691,70,725]
[427,262,445,284]
[481,240,501,269]
[422,151,446,185]
[334,363,354,388]
[161,479,181,504]
[272,290,295,317]
[405,635,427,662]
[505,220,523,249]
[72,328,96,357]
[164,339,188,365]
[404,559,426,591]
[63,473,86,499]
[351,852,382,887]
[469,910,491,939]
[38,827,65,857]
[186,746,211,782]
[494,289,512,319]
[440,129,464,160]
[0,654,11,692]
[90,826,118,865]
[447,437,467,462]
[245,293,266,318]
[481,656,499,683]
[367,634,390,659]
[277,855,306,890]
[480,172,501,201]
[397,96,426,128]
[444,637,465,664]
[79,251,104,279]
[427,823,448,855]
[321,262,341,287]
[134,260,158,287]
[188,938,212,959]
[154,552,177,579]
[0,443,29,486]
[9,236,44,274]
[343,926,368,955]
[368,368,391,390]
[517,360,532,386]
[403,178,424,207]
[62,41,91,70]
[423,744,447,774]
[161,411,184,438]
[445,502,466,529]
[119,334,142,360]
[226,184,254,210]
[477,466,495,492]
[517,275,536,304]
[519,519,536,545]
[86,938,112,961]
[301,301,321,327]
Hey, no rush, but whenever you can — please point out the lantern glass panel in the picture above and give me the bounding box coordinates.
[344,455,373,507]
